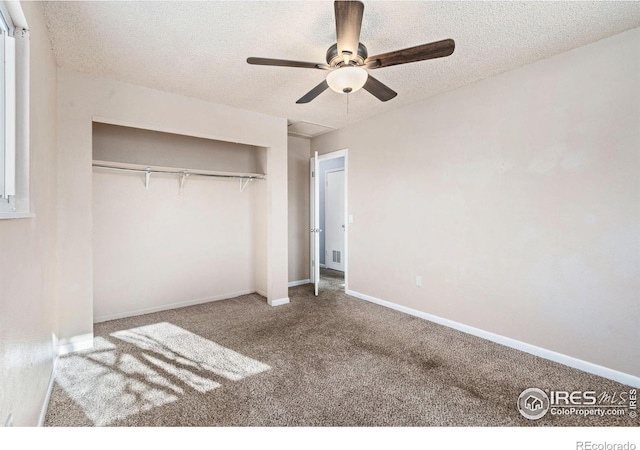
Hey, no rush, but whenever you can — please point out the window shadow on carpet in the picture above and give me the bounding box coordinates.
[54,322,270,426]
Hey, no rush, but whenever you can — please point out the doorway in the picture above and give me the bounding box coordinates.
[324,168,345,272]
[310,149,348,296]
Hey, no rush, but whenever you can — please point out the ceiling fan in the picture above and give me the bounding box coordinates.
[247,1,455,104]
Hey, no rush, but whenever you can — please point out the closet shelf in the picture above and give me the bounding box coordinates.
[92,160,266,179]
[92,160,265,193]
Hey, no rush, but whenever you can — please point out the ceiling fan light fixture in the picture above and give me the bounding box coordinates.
[248,1,453,104]
[326,66,368,94]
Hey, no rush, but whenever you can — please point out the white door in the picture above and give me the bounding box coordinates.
[325,170,345,272]
[310,151,320,296]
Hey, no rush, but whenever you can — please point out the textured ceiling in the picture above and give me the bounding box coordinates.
[43,1,640,132]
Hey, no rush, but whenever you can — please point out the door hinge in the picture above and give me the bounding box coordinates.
[312,171,315,177]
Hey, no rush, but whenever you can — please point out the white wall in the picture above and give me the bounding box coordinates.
[0,2,58,426]
[287,136,310,283]
[57,69,288,352]
[312,28,640,377]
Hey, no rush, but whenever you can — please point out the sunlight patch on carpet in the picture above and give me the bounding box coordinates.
[55,323,270,425]
[111,322,270,381]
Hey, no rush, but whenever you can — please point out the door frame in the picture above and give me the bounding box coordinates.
[309,148,348,292]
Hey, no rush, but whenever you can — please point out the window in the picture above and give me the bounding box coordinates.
[0,2,28,218]
[0,3,16,213]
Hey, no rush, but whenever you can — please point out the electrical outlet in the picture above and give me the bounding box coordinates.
[5,413,13,427]
[416,276,423,287]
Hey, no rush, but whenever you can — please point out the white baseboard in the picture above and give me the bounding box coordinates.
[93,289,257,323]
[255,289,268,298]
[255,290,289,306]
[57,333,94,356]
[38,353,58,427]
[346,289,640,388]
[288,279,311,287]
[270,297,290,307]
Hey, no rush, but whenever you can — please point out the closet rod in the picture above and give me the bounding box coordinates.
[92,163,265,180]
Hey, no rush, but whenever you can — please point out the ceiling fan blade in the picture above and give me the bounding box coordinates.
[247,57,329,70]
[335,1,364,61]
[296,80,330,104]
[365,39,455,69]
[363,75,397,102]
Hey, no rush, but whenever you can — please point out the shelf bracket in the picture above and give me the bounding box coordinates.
[144,168,151,190]
[240,178,253,193]
[179,172,190,196]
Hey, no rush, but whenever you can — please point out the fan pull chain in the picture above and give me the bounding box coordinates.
[346,92,350,115]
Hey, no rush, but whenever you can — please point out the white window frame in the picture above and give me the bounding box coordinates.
[0,1,29,219]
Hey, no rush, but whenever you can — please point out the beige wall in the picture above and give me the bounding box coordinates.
[92,123,266,320]
[92,126,264,322]
[0,2,58,426]
[287,136,310,283]
[57,69,288,351]
[253,160,268,296]
[312,29,640,376]
[93,122,264,174]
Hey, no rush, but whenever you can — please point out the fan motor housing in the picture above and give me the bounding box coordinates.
[326,43,368,67]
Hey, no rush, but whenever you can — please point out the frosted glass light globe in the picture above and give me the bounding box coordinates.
[326,67,368,94]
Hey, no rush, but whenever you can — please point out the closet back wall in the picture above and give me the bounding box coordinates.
[92,124,262,322]
[93,123,264,173]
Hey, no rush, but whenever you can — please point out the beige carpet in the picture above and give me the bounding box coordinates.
[45,274,637,426]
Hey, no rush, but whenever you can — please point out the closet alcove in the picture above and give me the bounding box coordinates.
[91,122,267,322]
